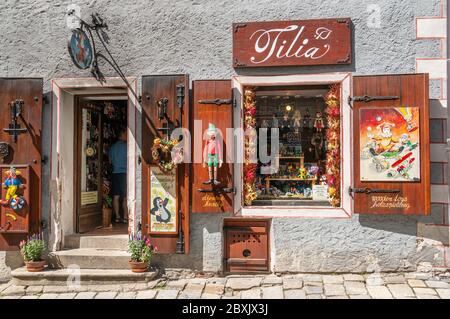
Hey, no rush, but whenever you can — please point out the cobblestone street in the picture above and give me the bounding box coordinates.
[1,271,449,299]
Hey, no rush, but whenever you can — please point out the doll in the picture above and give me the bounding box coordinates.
[271,114,279,128]
[202,123,223,185]
[293,110,302,129]
[311,132,324,160]
[314,111,324,132]
[303,108,311,128]
[0,167,25,211]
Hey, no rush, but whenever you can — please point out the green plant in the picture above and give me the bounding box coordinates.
[103,195,112,208]
[128,234,157,263]
[19,233,45,262]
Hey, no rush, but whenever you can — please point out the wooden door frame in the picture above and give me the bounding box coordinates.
[50,78,138,247]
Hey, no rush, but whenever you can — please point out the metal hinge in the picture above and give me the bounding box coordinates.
[348,187,400,195]
[176,84,185,109]
[197,187,236,194]
[348,95,399,105]
[198,98,233,106]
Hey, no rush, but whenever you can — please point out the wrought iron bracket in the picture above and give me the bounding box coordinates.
[3,99,27,143]
[157,97,169,120]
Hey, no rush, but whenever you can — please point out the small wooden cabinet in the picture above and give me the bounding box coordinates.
[224,219,270,273]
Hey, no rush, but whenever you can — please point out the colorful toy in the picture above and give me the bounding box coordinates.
[314,111,324,132]
[202,123,223,185]
[0,167,25,211]
[298,167,308,180]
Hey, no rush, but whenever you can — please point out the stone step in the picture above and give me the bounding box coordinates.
[64,234,128,250]
[48,248,131,269]
[10,267,157,286]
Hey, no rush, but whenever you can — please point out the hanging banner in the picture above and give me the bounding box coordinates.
[149,166,178,234]
[233,18,352,68]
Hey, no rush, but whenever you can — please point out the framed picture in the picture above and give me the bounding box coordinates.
[359,107,420,182]
[149,166,178,234]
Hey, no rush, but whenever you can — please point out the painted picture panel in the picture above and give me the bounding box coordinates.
[359,107,420,182]
[149,167,177,234]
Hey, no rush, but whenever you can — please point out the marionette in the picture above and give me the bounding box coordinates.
[271,114,279,128]
[203,123,223,185]
[303,108,311,128]
[314,111,324,132]
[311,132,324,160]
[0,166,25,211]
[293,110,302,130]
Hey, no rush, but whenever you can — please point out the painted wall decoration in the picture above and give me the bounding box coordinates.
[149,166,177,234]
[68,28,93,70]
[0,167,26,211]
[359,107,420,182]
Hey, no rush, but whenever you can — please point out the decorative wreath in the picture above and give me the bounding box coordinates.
[151,138,183,172]
[243,88,258,206]
[324,84,341,207]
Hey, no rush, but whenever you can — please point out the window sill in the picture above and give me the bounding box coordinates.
[239,207,351,219]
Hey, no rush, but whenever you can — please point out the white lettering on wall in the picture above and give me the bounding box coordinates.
[249,25,332,64]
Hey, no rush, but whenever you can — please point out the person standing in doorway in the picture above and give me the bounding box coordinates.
[108,128,128,223]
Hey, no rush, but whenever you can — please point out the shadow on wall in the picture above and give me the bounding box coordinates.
[150,214,226,274]
[358,203,449,246]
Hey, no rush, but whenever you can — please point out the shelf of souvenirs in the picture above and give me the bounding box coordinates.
[256,195,313,200]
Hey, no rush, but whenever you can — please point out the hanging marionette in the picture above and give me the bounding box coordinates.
[203,123,223,185]
[0,166,25,211]
[314,111,324,132]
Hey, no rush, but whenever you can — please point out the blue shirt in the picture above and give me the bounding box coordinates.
[108,141,127,174]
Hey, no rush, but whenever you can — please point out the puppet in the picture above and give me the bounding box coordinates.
[203,123,223,185]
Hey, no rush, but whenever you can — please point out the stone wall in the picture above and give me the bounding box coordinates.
[0,0,448,277]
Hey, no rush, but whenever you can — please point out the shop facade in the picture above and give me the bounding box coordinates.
[0,0,449,280]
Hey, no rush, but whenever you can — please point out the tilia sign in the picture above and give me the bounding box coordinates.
[233,18,352,68]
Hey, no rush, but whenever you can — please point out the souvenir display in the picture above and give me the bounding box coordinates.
[244,84,341,206]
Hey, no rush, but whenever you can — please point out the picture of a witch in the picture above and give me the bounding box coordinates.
[150,197,172,223]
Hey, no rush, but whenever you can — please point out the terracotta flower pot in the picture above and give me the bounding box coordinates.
[129,261,148,273]
[102,207,112,228]
[25,260,46,272]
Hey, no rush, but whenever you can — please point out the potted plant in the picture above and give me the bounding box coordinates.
[102,195,113,228]
[19,233,46,272]
[128,234,156,273]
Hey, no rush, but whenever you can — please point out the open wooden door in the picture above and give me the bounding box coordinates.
[141,75,190,254]
[351,73,430,215]
[0,78,42,250]
[75,99,103,233]
[191,80,234,214]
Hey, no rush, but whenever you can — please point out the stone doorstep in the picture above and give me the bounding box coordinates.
[11,267,158,287]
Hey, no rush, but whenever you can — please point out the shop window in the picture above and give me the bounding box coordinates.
[243,84,341,208]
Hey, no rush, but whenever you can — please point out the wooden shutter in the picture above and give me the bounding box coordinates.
[191,80,234,213]
[352,74,430,215]
[141,75,190,254]
[0,78,42,250]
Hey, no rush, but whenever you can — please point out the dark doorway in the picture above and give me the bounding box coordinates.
[74,96,128,234]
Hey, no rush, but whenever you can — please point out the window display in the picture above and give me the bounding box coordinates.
[244,85,341,207]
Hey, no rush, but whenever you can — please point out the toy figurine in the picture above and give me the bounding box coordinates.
[303,108,311,128]
[293,110,302,129]
[271,114,279,128]
[0,167,25,211]
[311,132,324,160]
[314,111,324,132]
[298,167,308,180]
[202,123,223,185]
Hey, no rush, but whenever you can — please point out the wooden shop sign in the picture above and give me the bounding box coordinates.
[233,18,352,68]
